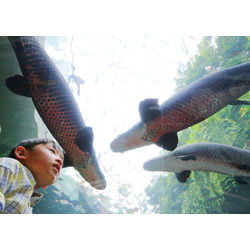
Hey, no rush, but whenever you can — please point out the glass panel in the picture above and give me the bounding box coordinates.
[1,36,249,214]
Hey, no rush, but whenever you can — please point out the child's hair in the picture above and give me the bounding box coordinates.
[9,138,64,161]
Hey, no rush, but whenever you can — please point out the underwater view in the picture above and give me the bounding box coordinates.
[0,36,249,214]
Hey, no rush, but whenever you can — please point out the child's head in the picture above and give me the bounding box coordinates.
[9,138,64,191]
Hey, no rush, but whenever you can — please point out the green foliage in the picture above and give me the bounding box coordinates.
[145,173,187,213]
[145,36,250,214]
[175,36,249,91]
[215,36,249,67]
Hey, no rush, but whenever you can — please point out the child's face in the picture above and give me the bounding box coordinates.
[23,142,63,190]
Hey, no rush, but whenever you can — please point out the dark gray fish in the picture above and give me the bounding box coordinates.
[143,142,250,184]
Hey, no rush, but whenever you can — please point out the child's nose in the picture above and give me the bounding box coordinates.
[56,158,63,168]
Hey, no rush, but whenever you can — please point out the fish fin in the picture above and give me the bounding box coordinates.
[75,127,94,156]
[234,176,248,185]
[6,75,32,97]
[139,98,161,123]
[228,100,250,105]
[155,131,178,151]
[62,153,72,167]
[174,155,197,161]
[175,171,191,183]
[238,164,250,172]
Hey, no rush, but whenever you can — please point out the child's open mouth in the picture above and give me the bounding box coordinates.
[53,164,61,172]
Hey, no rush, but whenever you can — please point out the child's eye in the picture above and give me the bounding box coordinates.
[49,148,56,154]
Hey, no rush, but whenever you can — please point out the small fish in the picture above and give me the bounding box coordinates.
[143,142,250,184]
[111,63,250,153]
[6,36,106,189]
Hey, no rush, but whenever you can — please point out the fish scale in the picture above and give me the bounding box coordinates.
[146,78,248,143]
[29,63,89,166]
[194,145,248,176]
[111,62,250,153]
[175,145,247,176]
[6,36,106,190]
[33,86,85,162]
[143,143,250,183]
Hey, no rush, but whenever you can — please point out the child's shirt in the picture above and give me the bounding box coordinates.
[0,157,43,214]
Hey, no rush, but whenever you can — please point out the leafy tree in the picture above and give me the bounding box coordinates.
[144,36,250,214]
[216,36,249,67]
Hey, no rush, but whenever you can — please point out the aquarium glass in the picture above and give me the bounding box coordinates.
[0,36,249,214]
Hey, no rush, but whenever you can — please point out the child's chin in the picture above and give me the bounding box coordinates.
[41,177,58,188]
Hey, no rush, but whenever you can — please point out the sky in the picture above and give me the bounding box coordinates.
[45,35,201,211]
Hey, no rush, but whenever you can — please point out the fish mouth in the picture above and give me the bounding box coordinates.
[143,161,167,172]
[143,153,170,172]
[77,167,107,190]
[143,160,161,172]
[76,156,107,190]
[89,179,106,190]
[110,122,152,153]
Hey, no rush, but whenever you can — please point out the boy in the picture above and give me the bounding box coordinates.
[0,138,64,214]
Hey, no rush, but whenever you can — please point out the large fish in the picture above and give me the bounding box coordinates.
[5,36,106,190]
[111,63,250,153]
[143,142,250,184]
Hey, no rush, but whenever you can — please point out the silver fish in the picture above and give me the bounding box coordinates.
[143,142,250,184]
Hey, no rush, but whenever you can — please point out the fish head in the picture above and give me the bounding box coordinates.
[76,154,106,190]
[110,122,152,153]
[70,127,106,190]
[143,152,177,172]
[143,149,196,173]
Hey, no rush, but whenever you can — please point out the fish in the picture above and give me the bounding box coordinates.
[5,36,106,190]
[143,142,250,184]
[110,63,250,153]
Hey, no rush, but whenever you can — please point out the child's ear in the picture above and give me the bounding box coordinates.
[15,146,28,160]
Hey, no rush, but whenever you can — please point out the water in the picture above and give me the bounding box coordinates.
[0,36,249,214]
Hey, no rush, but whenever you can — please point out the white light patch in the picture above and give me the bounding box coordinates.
[45,35,200,211]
